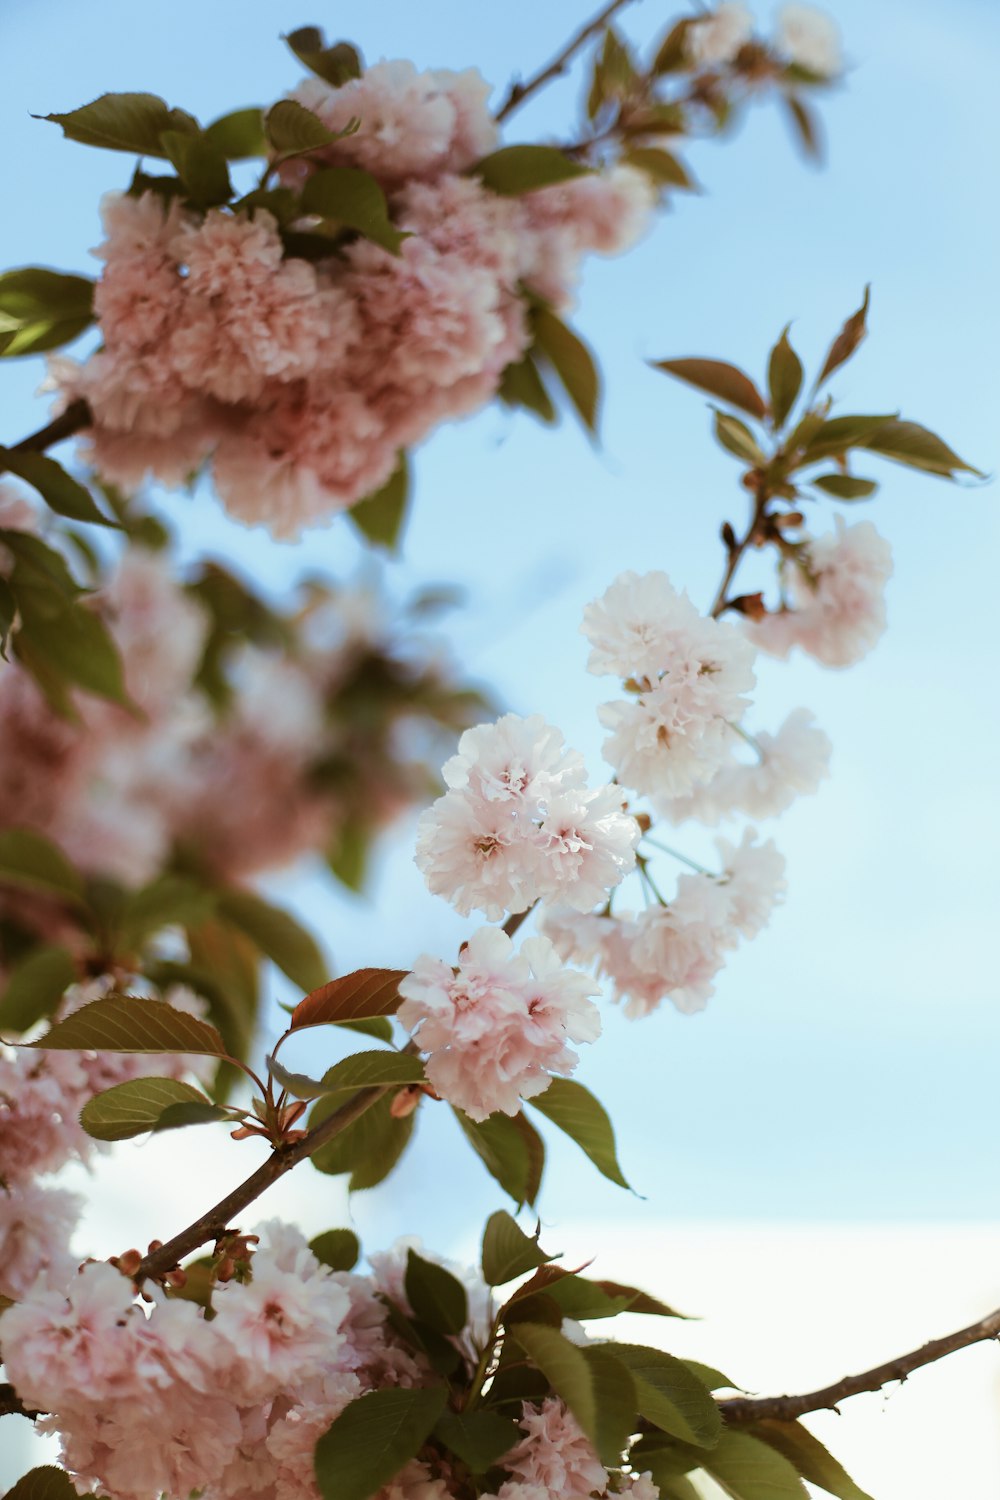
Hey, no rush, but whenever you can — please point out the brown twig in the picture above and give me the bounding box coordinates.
[0,398,92,472]
[708,481,768,619]
[135,1080,392,1286]
[495,0,640,123]
[720,1305,1000,1424]
[0,1382,40,1420]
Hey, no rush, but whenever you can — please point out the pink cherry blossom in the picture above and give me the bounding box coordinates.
[503,1397,607,1498]
[398,926,601,1121]
[656,708,832,823]
[750,518,893,668]
[289,61,498,189]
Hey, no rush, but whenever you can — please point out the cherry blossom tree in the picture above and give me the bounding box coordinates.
[0,6,991,1500]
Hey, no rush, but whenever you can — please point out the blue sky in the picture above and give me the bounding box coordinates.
[1,0,999,1248]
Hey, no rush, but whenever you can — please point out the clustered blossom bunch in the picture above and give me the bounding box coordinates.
[0,978,210,1301]
[0,1217,702,1500]
[687,1,841,75]
[0,487,485,963]
[52,92,653,537]
[404,556,855,1114]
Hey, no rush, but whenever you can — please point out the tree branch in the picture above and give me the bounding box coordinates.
[709,483,767,619]
[0,1383,40,1420]
[495,0,640,123]
[720,1305,1000,1424]
[136,1080,393,1286]
[0,398,92,473]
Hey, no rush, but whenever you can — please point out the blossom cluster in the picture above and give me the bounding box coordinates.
[0,1222,656,1500]
[0,979,210,1300]
[51,59,653,538]
[0,496,482,923]
[398,927,601,1121]
[402,537,896,1116]
[688,2,842,77]
[415,712,639,921]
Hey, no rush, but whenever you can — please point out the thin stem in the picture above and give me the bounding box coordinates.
[0,399,92,473]
[709,484,768,619]
[720,1305,1000,1424]
[727,720,764,761]
[636,853,668,905]
[495,0,640,123]
[641,835,713,877]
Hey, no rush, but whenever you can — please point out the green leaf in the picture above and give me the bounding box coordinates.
[348,451,409,549]
[713,409,767,465]
[767,326,803,430]
[656,1481,702,1500]
[810,473,878,500]
[532,308,600,434]
[159,130,232,207]
[185,915,261,1092]
[204,108,268,160]
[216,887,327,992]
[481,1209,554,1286]
[497,353,557,424]
[815,286,870,389]
[31,993,228,1056]
[79,1076,219,1141]
[154,1098,231,1132]
[300,166,408,255]
[702,1431,810,1498]
[653,17,696,73]
[582,1345,640,1466]
[0,828,85,903]
[783,93,823,162]
[510,1322,627,1458]
[528,1077,631,1189]
[0,450,114,526]
[15,591,133,710]
[798,413,899,462]
[595,1280,687,1318]
[4,1468,83,1500]
[405,1248,468,1336]
[283,28,363,87]
[42,93,199,157]
[265,98,338,155]
[453,1107,545,1207]
[314,1386,448,1500]
[747,1419,876,1500]
[0,942,76,1038]
[860,418,985,479]
[623,147,696,190]
[0,944,76,1034]
[326,810,370,891]
[608,1343,721,1448]
[336,1016,394,1042]
[309,1228,360,1271]
[290,967,408,1030]
[651,358,767,420]
[0,529,82,597]
[539,1274,633,1321]
[0,269,94,357]
[682,1359,743,1391]
[0,575,15,657]
[434,1410,519,1473]
[234,186,301,226]
[474,145,590,196]
[119,875,217,947]
[309,1088,415,1189]
[269,1050,424,1100]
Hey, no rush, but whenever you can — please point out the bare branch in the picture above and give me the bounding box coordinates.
[135,1080,392,1285]
[495,0,639,123]
[720,1305,1000,1424]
